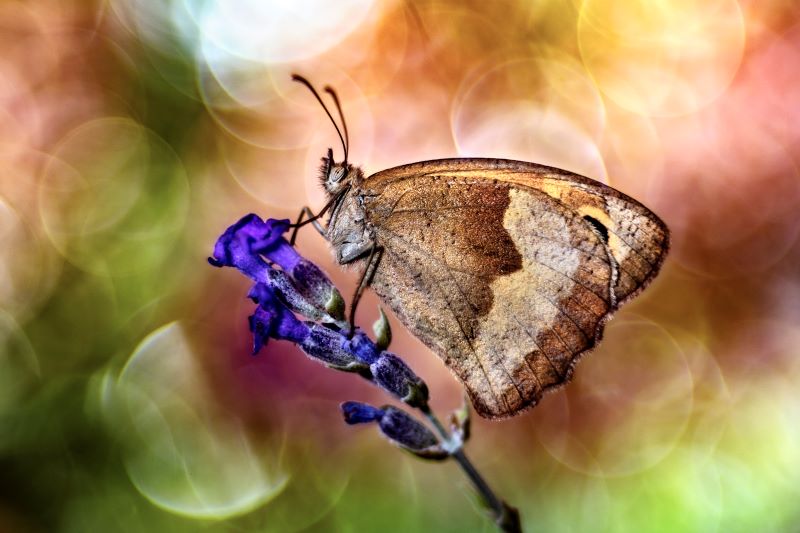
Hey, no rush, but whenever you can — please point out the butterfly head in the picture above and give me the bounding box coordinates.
[319,147,362,196]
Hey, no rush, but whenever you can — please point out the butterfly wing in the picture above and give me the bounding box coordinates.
[366,158,670,306]
[359,158,670,418]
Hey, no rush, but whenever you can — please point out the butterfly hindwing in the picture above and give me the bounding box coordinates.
[361,169,619,418]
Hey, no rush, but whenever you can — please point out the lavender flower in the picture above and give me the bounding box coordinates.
[210,213,521,532]
[341,402,447,460]
[209,216,429,406]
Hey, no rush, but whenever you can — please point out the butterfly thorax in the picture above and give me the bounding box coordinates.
[324,164,374,265]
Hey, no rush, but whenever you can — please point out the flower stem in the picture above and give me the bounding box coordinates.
[422,408,522,533]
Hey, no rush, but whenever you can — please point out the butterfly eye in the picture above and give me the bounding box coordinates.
[330,165,347,183]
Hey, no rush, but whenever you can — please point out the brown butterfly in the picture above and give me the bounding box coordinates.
[290,75,670,419]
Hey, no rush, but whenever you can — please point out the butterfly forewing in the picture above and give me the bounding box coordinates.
[360,165,628,418]
[367,158,670,306]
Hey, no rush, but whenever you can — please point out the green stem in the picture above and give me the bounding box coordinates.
[421,407,522,533]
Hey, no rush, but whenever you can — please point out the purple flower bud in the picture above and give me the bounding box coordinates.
[211,216,428,403]
[265,268,342,325]
[379,407,439,451]
[291,259,345,321]
[299,324,369,373]
[341,401,384,424]
[340,402,447,460]
[370,353,429,409]
[343,329,380,364]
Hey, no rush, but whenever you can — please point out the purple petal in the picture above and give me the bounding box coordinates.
[265,238,301,272]
[248,282,310,350]
[209,214,275,281]
[209,215,300,273]
[273,308,310,344]
[249,306,276,354]
[255,218,300,271]
[248,282,280,307]
[233,216,291,256]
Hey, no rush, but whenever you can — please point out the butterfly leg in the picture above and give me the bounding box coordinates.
[348,244,384,337]
[289,206,327,245]
[289,188,350,244]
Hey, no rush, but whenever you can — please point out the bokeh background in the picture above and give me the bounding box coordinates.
[2,0,799,531]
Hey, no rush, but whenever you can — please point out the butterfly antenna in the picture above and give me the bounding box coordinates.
[291,74,347,164]
[324,85,349,164]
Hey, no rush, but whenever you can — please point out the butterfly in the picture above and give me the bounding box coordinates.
[290,75,670,419]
